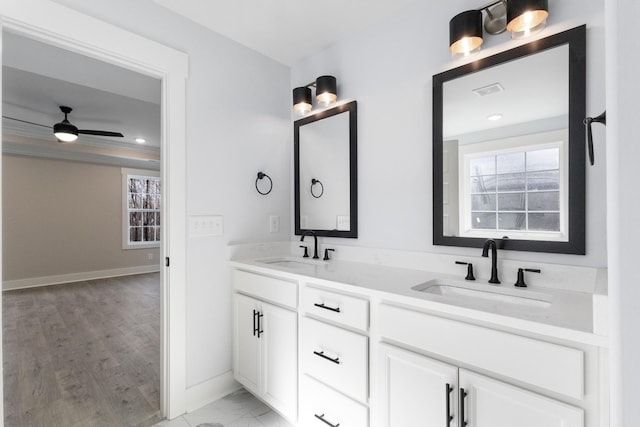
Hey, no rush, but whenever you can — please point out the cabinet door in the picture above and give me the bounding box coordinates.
[261,301,298,421]
[459,369,584,427]
[233,293,261,393]
[378,343,458,427]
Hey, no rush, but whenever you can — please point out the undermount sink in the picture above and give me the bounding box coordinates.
[412,279,552,309]
[259,257,327,269]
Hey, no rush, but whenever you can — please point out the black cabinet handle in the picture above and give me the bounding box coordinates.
[314,413,340,427]
[460,388,468,427]
[313,350,340,365]
[252,310,258,336]
[314,302,341,313]
[257,312,264,338]
[445,383,453,426]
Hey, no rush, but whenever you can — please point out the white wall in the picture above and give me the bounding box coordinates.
[291,0,607,268]
[48,0,291,388]
[606,0,640,425]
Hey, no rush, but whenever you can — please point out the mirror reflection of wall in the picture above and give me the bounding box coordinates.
[299,112,350,230]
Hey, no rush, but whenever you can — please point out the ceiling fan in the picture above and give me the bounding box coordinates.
[2,105,124,143]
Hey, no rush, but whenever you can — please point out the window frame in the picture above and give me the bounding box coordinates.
[122,168,161,250]
[458,129,569,242]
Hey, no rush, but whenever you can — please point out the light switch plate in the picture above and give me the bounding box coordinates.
[190,215,223,237]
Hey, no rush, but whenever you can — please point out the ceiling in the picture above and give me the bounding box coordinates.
[151,0,419,65]
[443,44,568,140]
[2,31,161,169]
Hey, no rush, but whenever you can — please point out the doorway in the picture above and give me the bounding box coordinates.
[0,1,188,423]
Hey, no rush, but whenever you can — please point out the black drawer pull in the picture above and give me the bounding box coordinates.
[313,350,340,365]
[252,309,258,336]
[445,383,453,426]
[314,413,340,427]
[314,302,341,313]
[257,312,264,338]
[460,388,468,427]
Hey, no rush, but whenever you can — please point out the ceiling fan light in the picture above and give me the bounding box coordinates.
[53,120,78,142]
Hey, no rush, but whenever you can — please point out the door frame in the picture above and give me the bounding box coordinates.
[0,0,188,421]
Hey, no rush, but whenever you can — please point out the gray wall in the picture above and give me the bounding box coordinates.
[2,155,159,281]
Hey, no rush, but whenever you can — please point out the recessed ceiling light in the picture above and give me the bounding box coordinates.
[487,114,503,121]
[135,137,146,144]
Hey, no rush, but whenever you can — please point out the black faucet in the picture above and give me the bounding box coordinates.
[300,231,319,259]
[481,239,500,284]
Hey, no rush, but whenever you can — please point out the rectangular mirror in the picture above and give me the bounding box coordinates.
[433,26,586,254]
[295,101,357,238]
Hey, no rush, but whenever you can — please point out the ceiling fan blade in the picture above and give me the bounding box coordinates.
[2,115,51,129]
[78,129,124,137]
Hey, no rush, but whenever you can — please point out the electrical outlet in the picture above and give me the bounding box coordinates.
[269,215,280,233]
[147,253,153,260]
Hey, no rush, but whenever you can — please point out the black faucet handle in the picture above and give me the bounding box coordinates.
[323,248,335,261]
[455,261,476,281]
[299,245,309,258]
[514,268,541,287]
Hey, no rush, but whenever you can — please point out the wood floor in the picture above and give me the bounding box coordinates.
[3,273,162,427]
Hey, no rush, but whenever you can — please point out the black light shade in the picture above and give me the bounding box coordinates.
[53,120,78,142]
[449,10,483,55]
[293,86,312,115]
[506,0,549,36]
[315,75,337,107]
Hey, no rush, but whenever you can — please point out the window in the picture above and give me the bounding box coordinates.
[459,130,568,241]
[122,169,160,249]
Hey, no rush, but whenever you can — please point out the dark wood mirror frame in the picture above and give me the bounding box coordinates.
[294,101,358,238]
[432,25,586,254]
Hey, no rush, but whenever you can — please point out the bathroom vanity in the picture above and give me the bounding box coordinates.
[230,249,608,427]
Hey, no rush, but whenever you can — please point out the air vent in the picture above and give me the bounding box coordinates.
[472,82,505,97]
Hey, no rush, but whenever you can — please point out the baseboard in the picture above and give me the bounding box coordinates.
[185,371,242,413]
[3,265,161,291]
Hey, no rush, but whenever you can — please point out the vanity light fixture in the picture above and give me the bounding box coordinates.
[135,137,146,144]
[506,0,549,39]
[449,0,549,57]
[292,75,338,115]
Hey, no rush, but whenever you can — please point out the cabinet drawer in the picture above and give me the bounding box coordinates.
[300,317,368,402]
[299,374,368,427]
[301,285,369,331]
[379,304,584,400]
[233,269,297,309]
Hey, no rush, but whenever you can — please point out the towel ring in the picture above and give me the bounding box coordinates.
[255,172,273,195]
[311,178,324,198]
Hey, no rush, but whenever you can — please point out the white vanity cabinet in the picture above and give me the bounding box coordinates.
[378,343,584,427]
[375,303,592,427]
[378,343,458,426]
[232,270,298,421]
[298,284,370,426]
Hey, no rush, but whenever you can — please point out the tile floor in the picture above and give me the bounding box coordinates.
[153,389,295,427]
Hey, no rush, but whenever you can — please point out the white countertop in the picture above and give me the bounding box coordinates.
[231,255,608,347]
